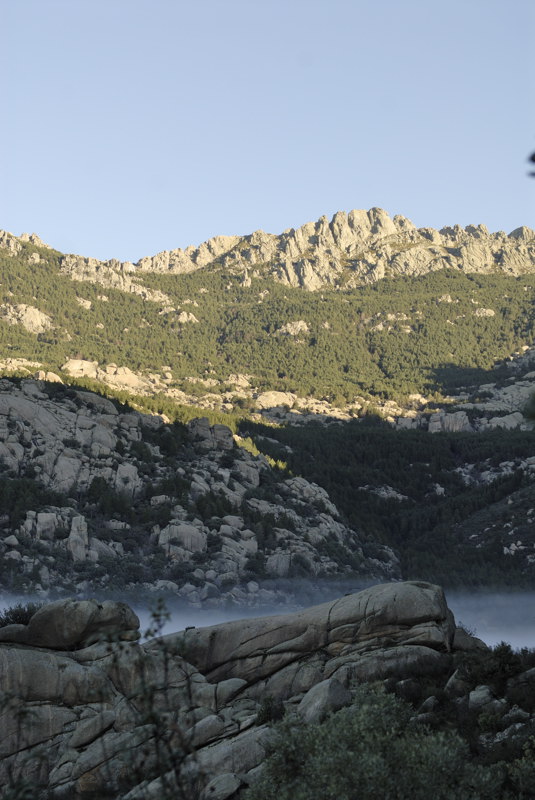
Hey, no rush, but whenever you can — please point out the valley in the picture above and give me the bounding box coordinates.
[1,209,535,800]
[0,208,534,602]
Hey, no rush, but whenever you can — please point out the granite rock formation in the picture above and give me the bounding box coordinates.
[0,581,485,800]
[0,378,399,601]
[67,210,535,292]
[3,207,534,296]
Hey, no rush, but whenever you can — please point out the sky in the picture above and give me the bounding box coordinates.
[3,0,534,263]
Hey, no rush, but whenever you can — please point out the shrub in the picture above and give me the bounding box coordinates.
[288,553,310,577]
[256,695,285,725]
[245,684,502,800]
[194,491,234,518]
[506,737,535,798]
[524,392,535,421]
[130,440,153,462]
[0,601,43,627]
[457,642,523,695]
[244,552,266,577]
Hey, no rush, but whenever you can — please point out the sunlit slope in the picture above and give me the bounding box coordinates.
[1,214,535,403]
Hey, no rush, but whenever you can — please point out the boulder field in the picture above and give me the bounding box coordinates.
[2,580,531,799]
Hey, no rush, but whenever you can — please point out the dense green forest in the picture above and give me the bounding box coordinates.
[241,416,535,588]
[1,240,534,402]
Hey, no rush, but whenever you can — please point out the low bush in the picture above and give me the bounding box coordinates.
[0,601,43,627]
[245,684,502,800]
[457,642,523,695]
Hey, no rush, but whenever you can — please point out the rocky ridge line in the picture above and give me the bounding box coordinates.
[133,209,535,291]
[3,208,534,293]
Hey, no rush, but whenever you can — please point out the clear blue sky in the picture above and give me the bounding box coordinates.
[3,0,534,262]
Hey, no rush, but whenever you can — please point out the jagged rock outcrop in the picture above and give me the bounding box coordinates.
[0,582,474,799]
[0,303,53,334]
[0,230,51,255]
[112,209,535,291]
[390,352,535,434]
[188,417,235,450]
[4,209,534,294]
[59,253,173,304]
[61,359,167,394]
[136,233,241,274]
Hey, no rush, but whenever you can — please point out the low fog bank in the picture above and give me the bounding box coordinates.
[136,578,375,639]
[2,583,534,650]
[150,586,535,649]
[0,579,373,641]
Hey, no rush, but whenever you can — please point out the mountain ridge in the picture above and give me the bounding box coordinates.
[1,211,535,429]
[3,207,535,293]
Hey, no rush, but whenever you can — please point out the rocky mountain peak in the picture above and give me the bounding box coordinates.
[128,208,535,291]
[3,209,534,294]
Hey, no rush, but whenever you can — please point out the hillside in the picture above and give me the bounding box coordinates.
[0,372,534,600]
[1,211,535,597]
[242,414,535,588]
[0,377,398,603]
[0,211,534,413]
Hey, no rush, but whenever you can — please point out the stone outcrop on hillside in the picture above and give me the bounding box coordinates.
[393,356,535,434]
[0,581,491,799]
[0,378,399,601]
[59,253,173,305]
[0,303,54,334]
[61,358,164,394]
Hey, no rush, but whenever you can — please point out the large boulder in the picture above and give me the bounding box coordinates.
[297,677,352,723]
[0,583,468,799]
[0,599,140,650]
[188,417,234,450]
[164,581,455,691]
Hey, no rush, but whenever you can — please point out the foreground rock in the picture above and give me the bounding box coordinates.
[167,581,454,693]
[1,581,467,799]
